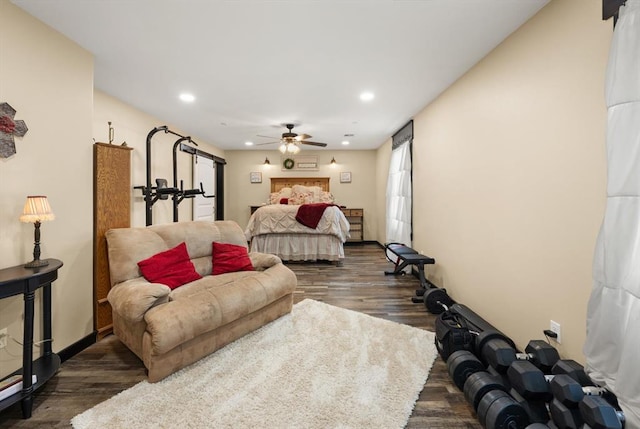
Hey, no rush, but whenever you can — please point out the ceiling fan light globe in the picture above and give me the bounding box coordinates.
[279,144,287,154]
[292,145,300,154]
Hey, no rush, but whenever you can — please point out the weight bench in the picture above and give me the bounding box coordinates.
[384,242,435,290]
[383,242,454,313]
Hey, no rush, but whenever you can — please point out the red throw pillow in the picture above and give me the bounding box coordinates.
[212,242,254,275]
[279,198,289,204]
[137,242,202,290]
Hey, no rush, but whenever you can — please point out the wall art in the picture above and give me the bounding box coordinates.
[0,102,29,158]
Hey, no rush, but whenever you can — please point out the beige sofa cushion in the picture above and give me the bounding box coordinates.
[144,263,297,355]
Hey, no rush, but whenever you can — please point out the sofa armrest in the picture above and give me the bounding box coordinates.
[249,252,282,271]
[144,295,222,355]
[107,278,171,322]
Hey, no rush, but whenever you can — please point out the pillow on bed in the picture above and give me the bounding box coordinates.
[269,187,293,204]
[289,185,322,205]
[280,187,293,198]
[319,191,335,203]
[269,192,280,205]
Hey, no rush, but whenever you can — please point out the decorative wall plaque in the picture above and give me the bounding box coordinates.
[281,155,318,171]
[0,102,28,158]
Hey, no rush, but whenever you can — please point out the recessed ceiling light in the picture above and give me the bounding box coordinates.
[359,92,374,102]
[342,141,350,145]
[245,141,254,146]
[179,93,195,103]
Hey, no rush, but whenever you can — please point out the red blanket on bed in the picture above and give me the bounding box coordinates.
[295,203,336,229]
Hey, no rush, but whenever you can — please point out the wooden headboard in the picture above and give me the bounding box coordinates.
[271,177,330,193]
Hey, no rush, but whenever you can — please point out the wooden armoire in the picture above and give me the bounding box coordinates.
[93,143,133,339]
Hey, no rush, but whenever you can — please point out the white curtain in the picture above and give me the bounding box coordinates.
[386,140,412,252]
[584,2,640,427]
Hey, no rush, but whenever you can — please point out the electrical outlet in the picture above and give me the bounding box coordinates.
[0,328,7,349]
[550,320,561,344]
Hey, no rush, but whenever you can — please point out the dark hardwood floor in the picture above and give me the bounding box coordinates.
[0,244,481,428]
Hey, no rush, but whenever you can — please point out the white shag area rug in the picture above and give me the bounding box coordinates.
[72,299,437,429]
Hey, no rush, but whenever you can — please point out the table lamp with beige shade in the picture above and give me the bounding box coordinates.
[19,195,55,268]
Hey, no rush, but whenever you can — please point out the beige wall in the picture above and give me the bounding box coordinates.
[0,1,94,376]
[378,0,610,361]
[225,150,378,237]
[93,91,224,228]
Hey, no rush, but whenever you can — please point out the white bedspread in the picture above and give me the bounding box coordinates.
[245,204,350,242]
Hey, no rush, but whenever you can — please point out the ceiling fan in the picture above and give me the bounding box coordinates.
[256,124,328,154]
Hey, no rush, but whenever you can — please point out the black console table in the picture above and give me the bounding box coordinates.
[0,258,63,419]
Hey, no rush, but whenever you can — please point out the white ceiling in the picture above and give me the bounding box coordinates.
[14,0,548,151]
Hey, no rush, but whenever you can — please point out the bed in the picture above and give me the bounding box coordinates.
[244,177,350,263]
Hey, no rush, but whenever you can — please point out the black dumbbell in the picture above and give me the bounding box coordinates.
[463,371,508,411]
[508,387,550,425]
[550,374,616,408]
[508,361,554,403]
[459,368,534,428]
[484,339,560,374]
[487,364,512,391]
[476,389,530,429]
[551,360,593,387]
[422,287,455,314]
[548,398,582,429]
[447,350,485,390]
[549,374,618,428]
[579,396,625,429]
[507,359,591,400]
[460,346,560,424]
[507,360,592,425]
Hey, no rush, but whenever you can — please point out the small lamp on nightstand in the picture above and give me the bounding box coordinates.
[19,195,55,268]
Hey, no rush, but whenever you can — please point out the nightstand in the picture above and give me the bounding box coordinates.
[340,208,363,242]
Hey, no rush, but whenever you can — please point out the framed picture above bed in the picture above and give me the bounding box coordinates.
[340,171,352,183]
[250,172,262,183]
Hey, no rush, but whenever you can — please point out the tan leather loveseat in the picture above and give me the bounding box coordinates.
[105,220,297,382]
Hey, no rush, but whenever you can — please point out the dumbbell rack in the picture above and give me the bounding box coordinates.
[439,302,624,428]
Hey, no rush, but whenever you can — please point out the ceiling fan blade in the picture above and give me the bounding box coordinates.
[300,141,327,147]
[257,134,279,139]
[255,141,279,146]
[296,133,312,141]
